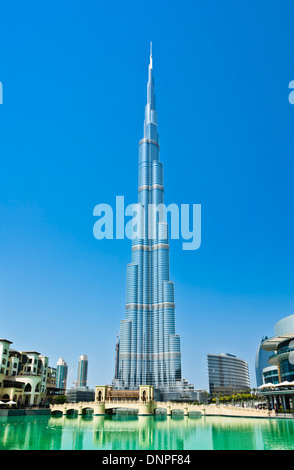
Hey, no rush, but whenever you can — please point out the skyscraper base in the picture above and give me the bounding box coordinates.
[112,378,198,402]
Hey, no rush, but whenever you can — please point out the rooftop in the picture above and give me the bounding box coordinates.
[261,331,294,351]
[22,351,41,355]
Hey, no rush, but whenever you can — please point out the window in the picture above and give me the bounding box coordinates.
[24,383,32,392]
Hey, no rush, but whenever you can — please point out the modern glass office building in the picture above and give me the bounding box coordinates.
[76,355,88,388]
[258,315,294,411]
[261,314,294,383]
[56,357,68,390]
[115,46,192,397]
[255,338,279,386]
[255,338,272,387]
[207,353,250,397]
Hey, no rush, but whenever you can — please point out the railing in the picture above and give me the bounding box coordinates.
[105,399,140,403]
[51,399,155,408]
[15,372,42,377]
[268,347,294,364]
[51,400,198,407]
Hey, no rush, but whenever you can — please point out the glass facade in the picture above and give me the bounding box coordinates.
[207,353,250,396]
[279,359,294,382]
[263,366,279,384]
[262,314,294,383]
[255,338,272,387]
[56,357,68,390]
[116,48,182,390]
[77,355,88,388]
[276,338,294,382]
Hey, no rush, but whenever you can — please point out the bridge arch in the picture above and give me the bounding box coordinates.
[106,406,139,415]
[81,406,94,415]
[66,407,79,416]
[154,407,167,415]
[171,408,185,416]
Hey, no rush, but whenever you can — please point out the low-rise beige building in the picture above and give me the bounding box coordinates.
[0,339,56,406]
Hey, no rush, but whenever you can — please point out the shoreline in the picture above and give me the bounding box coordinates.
[201,404,294,419]
[0,409,51,417]
[0,404,293,419]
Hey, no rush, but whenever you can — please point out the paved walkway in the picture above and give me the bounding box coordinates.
[202,404,294,419]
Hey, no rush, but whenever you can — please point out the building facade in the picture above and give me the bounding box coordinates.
[0,339,56,406]
[255,337,278,387]
[76,355,88,388]
[56,357,68,390]
[114,335,119,381]
[66,387,94,403]
[262,365,279,385]
[261,314,294,383]
[115,46,194,399]
[258,315,294,413]
[207,353,250,397]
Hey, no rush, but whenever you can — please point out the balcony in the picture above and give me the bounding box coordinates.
[269,348,294,365]
[3,380,25,389]
[14,372,42,378]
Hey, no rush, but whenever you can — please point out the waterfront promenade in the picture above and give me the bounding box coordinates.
[201,404,291,419]
[0,407,50,417]
[0,401,292,419]
[50,400,294,419]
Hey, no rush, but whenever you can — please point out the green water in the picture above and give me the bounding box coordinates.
[0,414,294,450]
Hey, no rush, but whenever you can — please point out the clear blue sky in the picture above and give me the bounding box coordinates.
[0,0,294,390]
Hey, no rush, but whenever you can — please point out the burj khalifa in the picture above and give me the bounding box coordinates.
[115,45,194,398]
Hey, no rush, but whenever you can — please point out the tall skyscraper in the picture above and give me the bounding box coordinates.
[115,45,194,399]
[76,354,88,388]
[56,357,68,390]
[114,334,120,381]
[255,337,275,387]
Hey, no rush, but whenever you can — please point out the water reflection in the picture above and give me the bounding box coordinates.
[207,416,294,450]
[0,414,294,450]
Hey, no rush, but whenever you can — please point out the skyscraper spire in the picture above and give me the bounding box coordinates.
[150,41,153,68]
[147,43,155,109]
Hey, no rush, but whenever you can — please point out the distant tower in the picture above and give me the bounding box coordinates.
[76,355,88,388]
[255,337,272,387]
[56,357,68,390]
[114,334,120,380]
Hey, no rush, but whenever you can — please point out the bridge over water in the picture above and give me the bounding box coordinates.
[50,400,203,416]
[50,385,203,416]
[50,385,272,418]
